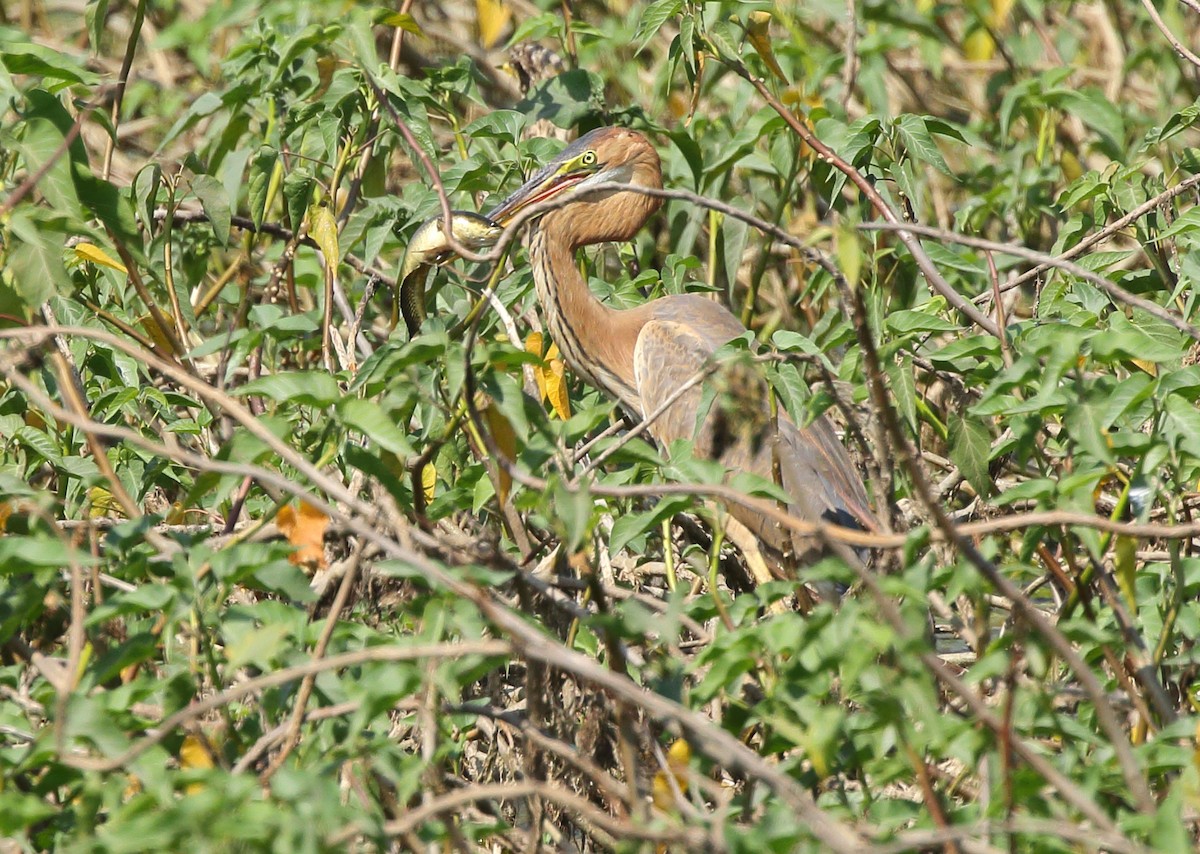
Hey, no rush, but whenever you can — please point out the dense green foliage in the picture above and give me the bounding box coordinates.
[2,0,1200,850]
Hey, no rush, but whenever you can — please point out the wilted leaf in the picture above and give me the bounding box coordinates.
[482,400,516,505]
[421,462,437,503]
[745,11,786,82]
[651,738,691,811]
[276,501,329,569]
[476,0,510,49]
[73,242,127,273]
[308,202,339,269]
[540,344,569,420]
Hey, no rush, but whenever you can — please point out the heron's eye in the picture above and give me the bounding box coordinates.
[580,150,597,167]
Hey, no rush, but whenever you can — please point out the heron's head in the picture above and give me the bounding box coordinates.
[486,126,662,248]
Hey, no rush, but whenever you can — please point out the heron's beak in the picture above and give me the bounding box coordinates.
[486,160,601,225]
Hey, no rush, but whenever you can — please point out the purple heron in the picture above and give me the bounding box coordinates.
[421,126,874,586]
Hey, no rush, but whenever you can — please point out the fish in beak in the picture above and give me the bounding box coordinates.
[397,210,501,336]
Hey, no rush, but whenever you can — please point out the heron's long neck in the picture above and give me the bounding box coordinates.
[529,222,643,411]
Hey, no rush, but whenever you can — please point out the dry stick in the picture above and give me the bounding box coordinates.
[59,641,509,772]
[840,0,859,113]
[881,819,1150,854]
[994,173,1200,296]
[3,332,868,851]
[840,279,1156,813]
[452,702,629,812]
[3,339,1153,849]
[577,361,716,479]
[820,534,1125,834]
[232,700,362,774]
[720,56,1001,337]
[1140,0,1200,71]
[865,221,1200,343]
[165,210,398,289]
[50,350,140,520]
[331,781,703,848]
[13,327,1200,554]
[458,285,869,854]
[259,537,368,782]
[101,0,147,181]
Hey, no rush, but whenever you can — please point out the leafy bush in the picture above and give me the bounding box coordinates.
[2,0,1199,850]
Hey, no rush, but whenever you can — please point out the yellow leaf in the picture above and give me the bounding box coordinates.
[88,486,123,519]
[476,0,511,49]
[137,314,182,356]
[73,242,127,273]
[544,344,571,420]
[378,11,422,35]
[0,500,11,532]
[527,332,549,402]
[1059,149,1083,182]
[1114,535,1138,608]
[988,0,1015,27]
[745,11,787,82]
[483,402,516,505]
[835,221,862,288]
[180,732,215,795]
[308,204,339,271]
[276,501,329,569]
[1130,358,1158,377]
[651,739,691,810]
[962,28,995,62]
[314,54,338,99]
[180,734,215,771]
[421,462,437,503]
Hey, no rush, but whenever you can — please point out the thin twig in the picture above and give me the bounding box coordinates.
[864,221,1200,343]
[1140,0,1200,71]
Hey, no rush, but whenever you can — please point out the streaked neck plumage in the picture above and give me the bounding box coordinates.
[528,216,645,413]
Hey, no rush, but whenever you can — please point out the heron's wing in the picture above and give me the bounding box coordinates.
[631,318,716,448]
[632,311,873,565]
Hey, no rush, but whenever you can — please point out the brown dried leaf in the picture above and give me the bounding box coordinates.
[276,501,329,569]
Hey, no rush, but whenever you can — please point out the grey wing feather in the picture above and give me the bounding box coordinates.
[633,298,872,567]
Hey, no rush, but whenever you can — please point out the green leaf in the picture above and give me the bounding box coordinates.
[634,0,683,54]
[237,371,342,406]
[283,167,314,230]
[894,115,953,177]
[191,174,231,246]
[336,398,416,457]
[609,496,692,555]
[5,208,71,307]
[462,110,526,146]
[248,147,277,230]
[886,308,960,334]
[947,412,991,498]
[886,356,918,433]
[1,42,99,85]
[1064,400,1115,464]
[0,535,99,572]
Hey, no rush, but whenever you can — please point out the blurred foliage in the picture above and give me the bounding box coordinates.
[2,0,1200,850]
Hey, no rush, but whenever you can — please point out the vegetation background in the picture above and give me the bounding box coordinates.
[2,0,1200,850]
